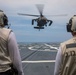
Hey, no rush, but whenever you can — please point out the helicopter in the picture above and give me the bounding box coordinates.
[18,4,67,30]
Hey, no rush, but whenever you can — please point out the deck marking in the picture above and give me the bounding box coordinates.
[22,60,55,63]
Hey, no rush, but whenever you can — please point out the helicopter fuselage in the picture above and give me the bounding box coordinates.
[32,16,53,29]
[37,16,47,26]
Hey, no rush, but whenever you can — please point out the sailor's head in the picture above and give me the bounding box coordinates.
[67,15,76,33]
[0,10,8,27]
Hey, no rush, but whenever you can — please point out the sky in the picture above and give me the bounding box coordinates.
[0,0,76,42]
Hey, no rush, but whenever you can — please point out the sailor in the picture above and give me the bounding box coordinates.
[0,10,24,75]
[54,15,76,75]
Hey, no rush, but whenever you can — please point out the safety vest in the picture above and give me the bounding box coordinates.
[60,37,76,75]
[0,28,12,72]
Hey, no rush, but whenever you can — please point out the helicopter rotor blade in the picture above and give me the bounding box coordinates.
[46,14,68,17]
[18,13,40,17]
[36,4,44,16]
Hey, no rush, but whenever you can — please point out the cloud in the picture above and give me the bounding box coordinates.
[1,0,76,17]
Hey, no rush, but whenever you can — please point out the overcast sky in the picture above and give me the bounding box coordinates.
[0,0,76,42]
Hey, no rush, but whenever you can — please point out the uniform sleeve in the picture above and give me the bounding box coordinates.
[54,47,63,75]
[8,32,24,75]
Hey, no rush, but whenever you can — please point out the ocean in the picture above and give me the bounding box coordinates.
[18,42,60,75]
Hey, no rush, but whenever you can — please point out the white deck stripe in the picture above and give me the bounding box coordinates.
[22,60,55,63]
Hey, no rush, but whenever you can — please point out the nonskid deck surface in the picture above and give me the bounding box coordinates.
[19,42,59,75]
